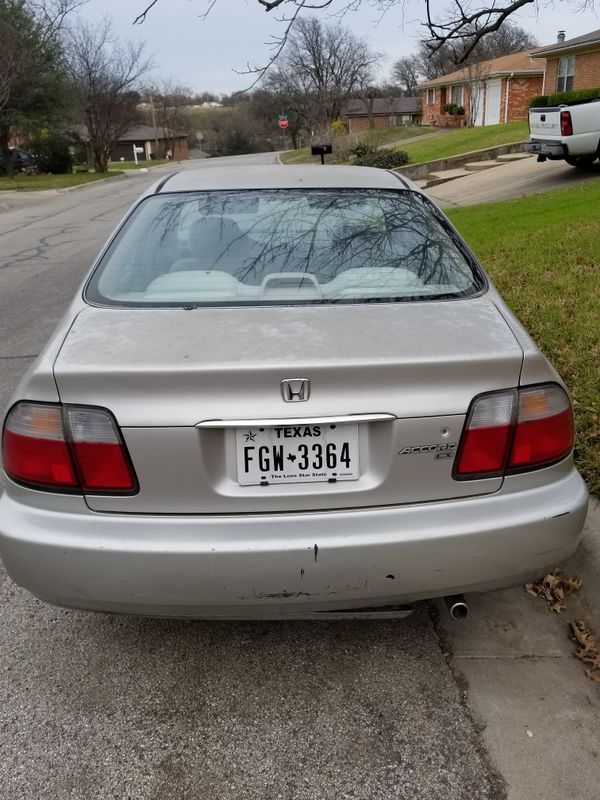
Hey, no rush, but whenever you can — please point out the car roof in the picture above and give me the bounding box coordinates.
[154,165,414,194]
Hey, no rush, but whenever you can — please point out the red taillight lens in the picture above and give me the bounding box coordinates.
[455,384,574,480]
[454,391,516,477]
[64,407,137,492]
[2,402,137,493]
[508,385,574,470]
[560,110,573,136]
[3,404,78,489]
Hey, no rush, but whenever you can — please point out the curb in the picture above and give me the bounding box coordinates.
[55,172,128,193]
[0,173,127,212]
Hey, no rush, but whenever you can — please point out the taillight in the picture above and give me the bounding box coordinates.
[2,402,137,493]
[454,391,515,478]
[508,385,574,471]
[454,384,574,480]
[560,110,573,136]
[3,404,78,489]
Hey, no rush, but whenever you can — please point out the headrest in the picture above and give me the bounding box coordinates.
[187,216,243,260]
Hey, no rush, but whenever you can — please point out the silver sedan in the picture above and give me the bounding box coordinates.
[0,166,588,618]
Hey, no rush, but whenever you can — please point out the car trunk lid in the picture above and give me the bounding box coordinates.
[53,301,523,513]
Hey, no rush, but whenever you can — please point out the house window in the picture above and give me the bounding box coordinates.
[389,115,398,127]
[450,85,463,105]
[427,88,435,105]
[556,56,575,91]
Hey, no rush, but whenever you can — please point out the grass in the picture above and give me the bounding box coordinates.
[398,120,529,165]
[0,171,124,191]
[108,159,172,169]
[280,147,315,165]
[279,125,437,165]
[446,180,600,494]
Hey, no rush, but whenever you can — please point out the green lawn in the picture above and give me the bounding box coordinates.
[398,120,529,165]
[108,159,172,169]
[280,147,315,164]
[0,171,124,191]
[447,180,600,494]
[279,125,437,165]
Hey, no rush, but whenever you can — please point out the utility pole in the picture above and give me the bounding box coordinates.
[148,92,160,157]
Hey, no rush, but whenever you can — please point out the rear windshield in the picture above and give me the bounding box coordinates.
[86,189,484,307]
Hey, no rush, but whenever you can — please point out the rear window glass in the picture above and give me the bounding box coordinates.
[86,189,484,307]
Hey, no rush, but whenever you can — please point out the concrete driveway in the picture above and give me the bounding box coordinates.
[426,156,600,207]
[0,154,598,800]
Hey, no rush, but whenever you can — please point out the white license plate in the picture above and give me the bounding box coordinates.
[236,423,360,486]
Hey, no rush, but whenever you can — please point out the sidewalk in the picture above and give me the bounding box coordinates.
[439,498,600,800]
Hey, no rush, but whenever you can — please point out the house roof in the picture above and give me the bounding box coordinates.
[530,28,600,57]
[345,96,421,116]
[118,125,187,142]
[418,50,544,89]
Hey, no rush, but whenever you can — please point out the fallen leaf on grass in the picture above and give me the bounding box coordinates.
[569,620,600,683]
[525,571,583,613]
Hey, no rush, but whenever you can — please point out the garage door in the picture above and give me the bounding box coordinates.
[485,79,502,125]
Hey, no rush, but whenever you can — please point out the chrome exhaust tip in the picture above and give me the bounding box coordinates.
[444,594,469,620]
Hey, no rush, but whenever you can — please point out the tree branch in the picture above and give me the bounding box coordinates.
[423,0,536,61]
[133,0,161,25]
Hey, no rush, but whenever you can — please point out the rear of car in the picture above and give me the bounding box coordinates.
[0,148,38,175]
[526,100,600,165]
[0,168,588,618]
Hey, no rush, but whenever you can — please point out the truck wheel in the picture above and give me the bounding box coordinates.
[565,155,597,168]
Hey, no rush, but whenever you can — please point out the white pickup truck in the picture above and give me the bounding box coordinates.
[525,99,600,167]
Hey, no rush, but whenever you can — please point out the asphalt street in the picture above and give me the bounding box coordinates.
[0,155,504,800]
[1,153,599,800]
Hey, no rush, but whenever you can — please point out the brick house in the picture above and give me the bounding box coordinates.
[419,51,544,126]
[111,126,189,162]
[345,97,421,133]
[529,29,600,93]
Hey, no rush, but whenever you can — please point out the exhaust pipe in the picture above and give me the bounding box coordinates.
[444,594,469,620]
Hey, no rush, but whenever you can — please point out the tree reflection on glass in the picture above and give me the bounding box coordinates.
[92,189,484,306]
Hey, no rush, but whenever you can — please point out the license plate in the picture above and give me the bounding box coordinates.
[236,423,360,486]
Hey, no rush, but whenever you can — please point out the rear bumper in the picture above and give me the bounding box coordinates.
[0,468,588,618]
[525,140,567,159]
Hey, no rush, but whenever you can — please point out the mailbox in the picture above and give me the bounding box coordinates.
[311,144,333,164]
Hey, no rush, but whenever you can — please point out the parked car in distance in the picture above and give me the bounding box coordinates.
[0,166,588,619]
[526,98,600,167]
[0,147,38,175]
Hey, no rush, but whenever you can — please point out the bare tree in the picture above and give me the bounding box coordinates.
[415,22,537,79]
[68,19,152,172]
[266,17,379,130]
[466,61,490,126]
[133,0,554,67]
[144,80,192,156]
[391,57,420,95]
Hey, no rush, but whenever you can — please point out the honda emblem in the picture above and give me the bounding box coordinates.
[281,378,310,402]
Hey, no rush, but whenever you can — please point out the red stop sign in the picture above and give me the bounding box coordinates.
[278,118,289,129]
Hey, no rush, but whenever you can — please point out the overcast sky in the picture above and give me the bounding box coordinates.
[79,0,600,93]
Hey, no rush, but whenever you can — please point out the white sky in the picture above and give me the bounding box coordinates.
[79,0,600,92]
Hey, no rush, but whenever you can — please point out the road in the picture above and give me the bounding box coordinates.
[0,153,502,800]
[426,155,600,207]
[0,152,598,800]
